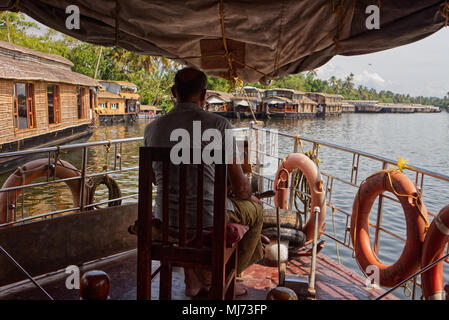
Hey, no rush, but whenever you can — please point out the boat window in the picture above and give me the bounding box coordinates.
[47,85,60,124]
[99,103,106,108]
[13,83,35,130]
[110,103,118,109]
[77,87,85,119]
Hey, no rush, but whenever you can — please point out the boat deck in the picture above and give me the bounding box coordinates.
[0,249,397,300]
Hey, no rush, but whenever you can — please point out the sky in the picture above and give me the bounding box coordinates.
[315,27,449,98]
[24,14,449,98]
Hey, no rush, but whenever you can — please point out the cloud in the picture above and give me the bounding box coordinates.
[353,70,387,88]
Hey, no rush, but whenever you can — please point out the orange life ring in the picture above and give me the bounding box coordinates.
[421,204,449,300]
[273,153,326,241]
[0,159,87,223]
[351,170,429,287]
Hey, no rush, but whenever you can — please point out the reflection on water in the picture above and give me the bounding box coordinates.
[1,112,449,297]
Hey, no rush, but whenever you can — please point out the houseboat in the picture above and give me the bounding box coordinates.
[96,81,140,123]
[305,93,343,117]
[263,88,298,118]
[231,86,263,119]
[341,101,356,113]
[205,90,234,118]
[379,103,415,113]
[0,40,98,164]
[294,91,318,118]
[138,105,162,119]
[346,100,383,113]
[411,104,440,113]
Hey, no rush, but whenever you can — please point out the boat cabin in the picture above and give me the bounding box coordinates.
[97,80,140,122]
[138,105,162,119]
[263,88,297,118]
[341,102,356,113]
[344,100,382,113]
[0,40,99,154]
[205,90,234,117]
[231,87,263,119]
[305,93,343,117]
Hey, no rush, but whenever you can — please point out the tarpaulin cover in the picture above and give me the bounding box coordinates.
[1,0,447,83]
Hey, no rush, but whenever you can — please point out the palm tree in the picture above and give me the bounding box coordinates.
[343,73,354,96]
[306,69,318,78]
[329,76,337,93]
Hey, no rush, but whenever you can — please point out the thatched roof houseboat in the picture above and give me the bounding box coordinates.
[263,88,297,118]
[0,40,99,157]
[291,90,318,117]
[305,92,343,117]
[205,90,234,118]
[231,87,263,119]
[344,100,382,113]
[97,80,140,122]
[341,101,356,113]
[138,105,162,119]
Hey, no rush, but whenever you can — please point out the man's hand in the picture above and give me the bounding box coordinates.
[250,195,263,206]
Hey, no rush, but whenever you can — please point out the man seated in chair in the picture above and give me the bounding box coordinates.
[144,67,263,297]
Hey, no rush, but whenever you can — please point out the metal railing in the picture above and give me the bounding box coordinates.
[243,123,449,299]
[0,137,143,227]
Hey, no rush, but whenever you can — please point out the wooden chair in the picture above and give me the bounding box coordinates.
[137,146,238,300]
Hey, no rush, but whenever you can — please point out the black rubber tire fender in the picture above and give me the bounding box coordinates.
[263,208,303,230]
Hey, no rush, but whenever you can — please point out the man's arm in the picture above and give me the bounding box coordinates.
[227,158,251,199]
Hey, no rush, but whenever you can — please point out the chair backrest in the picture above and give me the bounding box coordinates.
[138,146,241,300]
[138,146,228,246]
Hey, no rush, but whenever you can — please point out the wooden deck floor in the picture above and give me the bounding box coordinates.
[0,249,397,300]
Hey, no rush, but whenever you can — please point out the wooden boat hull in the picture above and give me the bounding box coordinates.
[0,124,94,172]
[99,113,137,123]
[212,111,237,118]
[0,204,137,287]
[269,112,298,119]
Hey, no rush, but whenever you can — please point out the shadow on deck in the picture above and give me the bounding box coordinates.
[0,249,397,300]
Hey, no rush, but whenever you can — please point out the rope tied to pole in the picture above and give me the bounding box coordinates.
[441,1,449,27]
[385,169,429,231]
[351,168,430,260]
[218,0,240,92]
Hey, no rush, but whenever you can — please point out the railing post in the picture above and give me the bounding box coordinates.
[308,206,320,298]
[374,161,387,254]
[79,146,88,211]
[288,137,300,211]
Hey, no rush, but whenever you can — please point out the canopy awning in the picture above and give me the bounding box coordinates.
[232,99,250,107]
[207,96,226,104]
[1,0,446,84]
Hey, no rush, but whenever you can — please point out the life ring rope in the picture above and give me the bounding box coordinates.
[385,170,429,230]
[351,169,429,287]
[351,169,430,258]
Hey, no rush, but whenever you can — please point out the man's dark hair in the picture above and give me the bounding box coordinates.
[174,67,207,100]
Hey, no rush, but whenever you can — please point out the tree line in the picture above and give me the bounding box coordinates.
[1,12,448,111]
